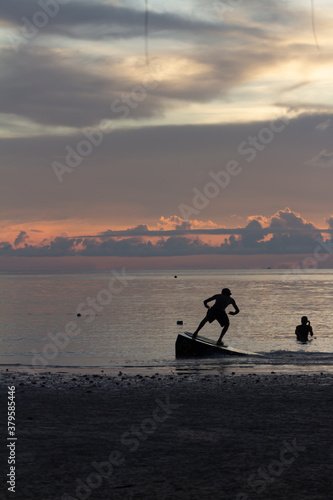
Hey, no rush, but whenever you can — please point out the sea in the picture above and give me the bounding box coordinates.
[0,269,332,376]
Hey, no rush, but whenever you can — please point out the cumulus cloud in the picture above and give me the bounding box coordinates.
[237,208,320,254]
[267,207,316,231]
[246,208,317,236]
[0,208,328,258]
[247,215,268,225]
[239,219,265,247]
[158,216,189,230]
[158,216,218,231]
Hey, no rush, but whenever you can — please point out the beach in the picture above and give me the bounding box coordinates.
[1,370,332,500]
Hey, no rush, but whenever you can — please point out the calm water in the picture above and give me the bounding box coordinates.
[0,269,332,375]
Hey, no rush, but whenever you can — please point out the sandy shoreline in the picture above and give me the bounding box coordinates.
[2,361,333,378]
[1,370,332,500]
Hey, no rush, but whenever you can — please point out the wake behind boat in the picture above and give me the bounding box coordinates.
[175,332,261,358]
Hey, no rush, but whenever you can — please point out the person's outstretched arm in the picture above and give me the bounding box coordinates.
[229,299,240,315]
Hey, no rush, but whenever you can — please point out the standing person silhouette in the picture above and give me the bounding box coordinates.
[192,288,240,345]
[295,316,313,342]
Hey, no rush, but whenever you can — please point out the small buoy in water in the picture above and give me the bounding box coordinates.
[77,313,81,317]
[177,320,183,325]
[174,275,177,278]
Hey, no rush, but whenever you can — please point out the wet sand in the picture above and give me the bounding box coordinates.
[0,370,332,500]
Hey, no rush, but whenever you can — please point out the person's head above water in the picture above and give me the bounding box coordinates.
[301,316,308,325]
[222,288,231,296]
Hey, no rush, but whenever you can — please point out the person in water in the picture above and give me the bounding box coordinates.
[192,288,240,345]
[295,316,313,342]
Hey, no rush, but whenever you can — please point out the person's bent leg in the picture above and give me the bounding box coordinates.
[192,317,208,339]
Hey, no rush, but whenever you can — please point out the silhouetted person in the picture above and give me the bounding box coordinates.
[192,288,240,345]
[295,316,313,342]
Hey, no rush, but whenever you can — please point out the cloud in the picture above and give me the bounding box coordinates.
[240,219,265,247]
[0,208,329,258]
[0,47,163,128]
[0,236,76,257]
[247,215,269,225]
[157,215,217,231]
[239,208,320,254]
[326,217,333,229]
[158,215,191,231]
[222,208,320,254]
[174,220,191,231]
[13,230,28,247]
[315,119,331,131]
[100,224,150,237]
[0,38,286,129]
[267,207,316,231]
[304,149,333,168]
[1,0,328,131]
[0,40,271,129]
[1,0,266,43]
[281,81,311,94]
[1,1,333,269]
[0,231,322,257]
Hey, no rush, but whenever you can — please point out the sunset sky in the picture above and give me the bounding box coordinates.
[1,0,333,270]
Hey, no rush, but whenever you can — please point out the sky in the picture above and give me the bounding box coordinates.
[1,0,333,271]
